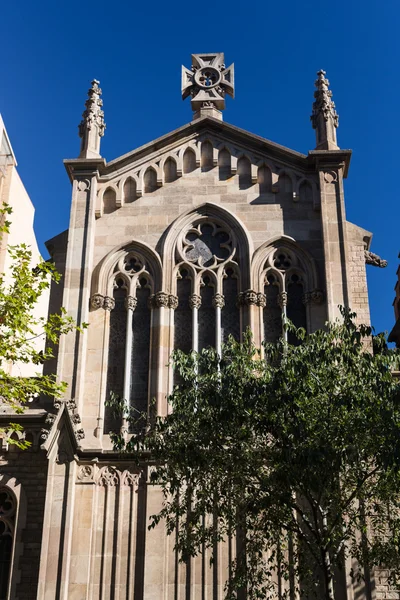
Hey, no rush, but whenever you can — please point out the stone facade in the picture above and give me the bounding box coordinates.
[0,60,386,599]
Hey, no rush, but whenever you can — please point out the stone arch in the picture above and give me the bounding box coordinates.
[102,186,117,214]
[144,167,158,194]
[91,239,163,300]
[218,147,231,180]
[200,140,214,171]
[251,235,319,293]
[163,156,178,183]
[258,164,272,194]
[277,169,295,201]
[161,202,253,293]
[237,156,252,189]
[183,147,197,174]
[122,176,137,204]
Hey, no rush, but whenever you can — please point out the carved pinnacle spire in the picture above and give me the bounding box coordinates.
[311,70,339,151]
[78,79,106,158]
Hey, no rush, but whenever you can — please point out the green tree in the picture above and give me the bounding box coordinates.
[0,205,81,446]
[113,311,400,600]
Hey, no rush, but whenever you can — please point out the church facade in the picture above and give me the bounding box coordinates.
[0,54,385,600]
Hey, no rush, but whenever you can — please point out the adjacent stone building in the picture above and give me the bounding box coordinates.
[0,54,386,599]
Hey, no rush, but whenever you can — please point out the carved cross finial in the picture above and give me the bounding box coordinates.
[311,70,339,151]
[182,53,234,121]
[78,79,106,158]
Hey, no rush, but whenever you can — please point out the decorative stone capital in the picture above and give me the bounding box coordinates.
[104,296,115,311]
[153,291,169,308]
[278,291,288,308]
[212,293,225,309]
[257,292,267,308]
[168,294,179,310]
[189,294,202,309]
[125,295,137,311]
[90,293,104,310]
[310,289,324,304]
[238,289,258,306]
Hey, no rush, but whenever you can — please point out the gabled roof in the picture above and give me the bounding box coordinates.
[64,116,351,181]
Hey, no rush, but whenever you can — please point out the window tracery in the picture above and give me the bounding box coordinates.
[261,246,309,344]
[0,488,16,600]
[173,217,241,363]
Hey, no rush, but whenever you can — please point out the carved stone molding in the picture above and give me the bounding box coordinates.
[77,465,94,483]
[364,250,388,268]
[303,289,324,305]
[104,296,115,311]
[76,464,142,486]
[323,170,338,184]
[125,295,138,311]
[168,294,179,310]
[77,179,91,192]
[90,293,104,310]
[189,294,202,309]
[278,291,288,308]
[212,293,225,309]
[238,289,258,306]
[97,466,120,486]
[257,292,267,308]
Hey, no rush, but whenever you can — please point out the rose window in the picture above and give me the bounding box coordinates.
[182,222,234,268]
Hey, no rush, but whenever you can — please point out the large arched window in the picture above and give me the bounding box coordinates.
[253,242,322,346]
[104,249,154,433]
[173,218,241,359]
[0,488,16,600]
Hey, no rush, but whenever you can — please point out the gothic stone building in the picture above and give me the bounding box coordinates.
[0,54,386,600]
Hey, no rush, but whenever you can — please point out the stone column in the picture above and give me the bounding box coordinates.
[213,293,225,355]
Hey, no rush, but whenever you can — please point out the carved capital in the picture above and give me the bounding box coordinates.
[212,293,225,309]
[90,293,104,310]
[278,291,288,308]
[189,294,202,309]
[310,289,324,304]
[239,289,258,306]
[104,296,115,311]
[125,295,137,311]
[153,291,169,308]
[168,294,179,310]
[257,292,267,308]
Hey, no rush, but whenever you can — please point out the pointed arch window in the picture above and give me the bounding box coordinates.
[261,247,308,345]
[173,218,241,366]
[0,488,16,600]
[104,250,153,433]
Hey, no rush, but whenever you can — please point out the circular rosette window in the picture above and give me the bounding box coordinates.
[179,221,235,269]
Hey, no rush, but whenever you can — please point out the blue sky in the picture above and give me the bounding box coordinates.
[1,0,399,335]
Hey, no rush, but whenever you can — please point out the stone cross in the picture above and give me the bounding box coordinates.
[182,53,234,121]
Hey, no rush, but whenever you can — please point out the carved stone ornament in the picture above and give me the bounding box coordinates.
[278,291,288,308]
[364,250,388,268]
[154,291,169,308]
[71,413,82,425]
[77,179,91,192]
[74,428,85,441]
[77,465,94,483]
[121,470,141,487]
[189,294,202,309]
[168,294,179,310]
[311,289,324,304]
[212,293,225,309]
[182,53,234,113]
[66,399,77,411]
[257,292,267,308]
[90,293,104,310]
[79,80,106,138]
[104,296,115,311]
[97,466,120,486]
[125,295,138,311]
[239,290,258,306]
[323,171,338,184]
[311,70,339,128]
[181,221,234,269]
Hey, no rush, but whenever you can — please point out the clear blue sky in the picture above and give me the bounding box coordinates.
[1,0,398,336]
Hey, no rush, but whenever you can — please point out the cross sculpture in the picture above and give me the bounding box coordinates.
[181,53,234,118]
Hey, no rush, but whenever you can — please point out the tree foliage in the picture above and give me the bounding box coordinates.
[112,311,400,600]
[0,205,80,445]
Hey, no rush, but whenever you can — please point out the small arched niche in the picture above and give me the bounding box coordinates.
[201,141,213,171]
[103,187,116,214]
[238,156,252,189]
[258,165,272,195]
[123,177,136,204]
[218,148,231,181]
[144,167,157,194]
[164,157,177,183]
[183,148,196,174]
[299,180,313,203]
[278,173,293,202]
